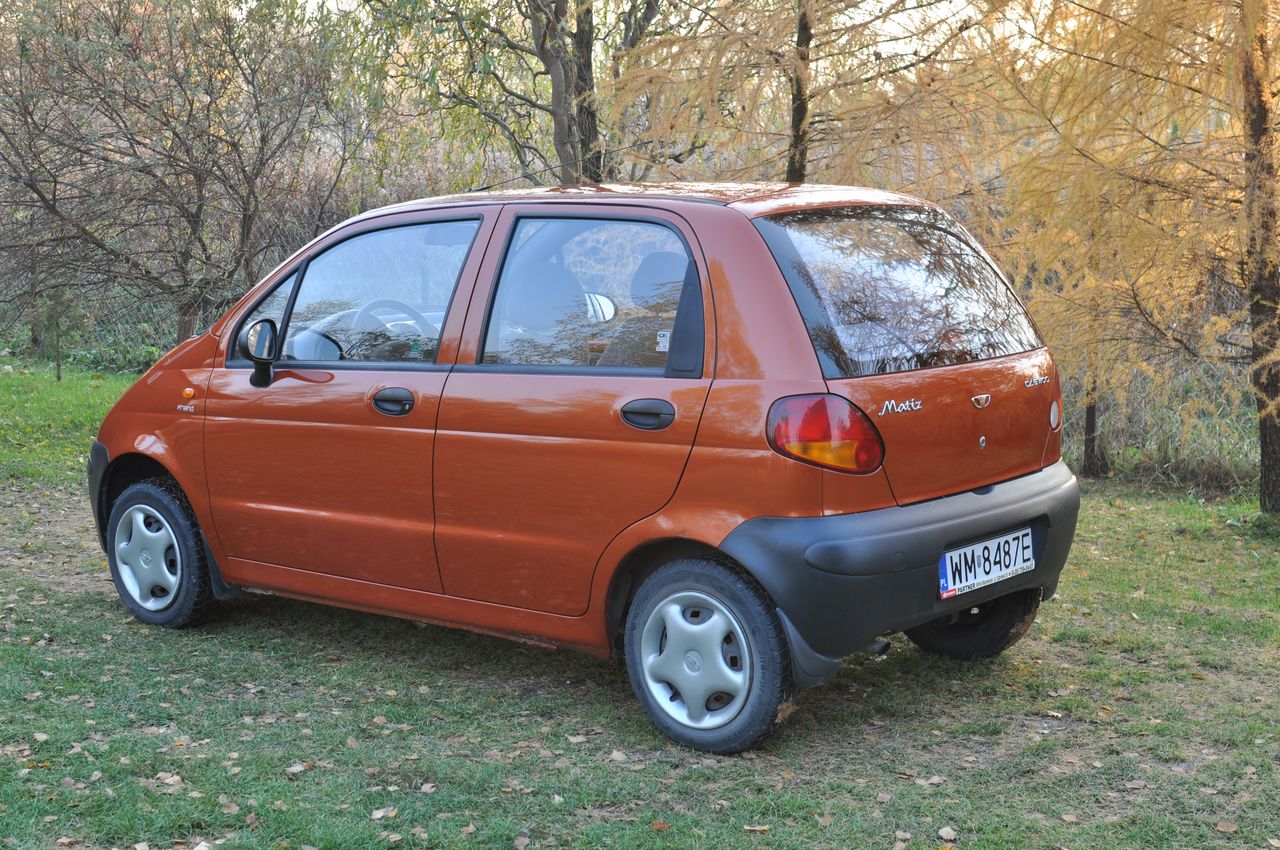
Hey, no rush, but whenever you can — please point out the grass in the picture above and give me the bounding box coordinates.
[0,358,137,485]
[1,365,1278,849]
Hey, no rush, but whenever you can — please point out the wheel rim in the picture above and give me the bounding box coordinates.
[113,505,181,612]
[639,590,752,731]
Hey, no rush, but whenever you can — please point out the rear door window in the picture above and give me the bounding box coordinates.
[481,217,698,372]
[755,207,1042,378]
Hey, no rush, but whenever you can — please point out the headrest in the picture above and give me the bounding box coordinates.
[503,263,584,331]
[631,251,689,309]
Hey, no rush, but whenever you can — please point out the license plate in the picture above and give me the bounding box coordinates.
[938,528,1035,599]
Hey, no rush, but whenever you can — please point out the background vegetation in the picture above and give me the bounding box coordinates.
[1,0,1278,504]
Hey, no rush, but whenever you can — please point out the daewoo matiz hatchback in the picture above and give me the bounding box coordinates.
[89,183,1079,752]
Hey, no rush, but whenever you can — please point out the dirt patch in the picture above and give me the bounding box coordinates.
[0,482,113,595]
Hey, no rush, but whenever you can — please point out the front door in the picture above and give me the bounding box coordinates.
[204,212,493,591]
[434,207,713,615]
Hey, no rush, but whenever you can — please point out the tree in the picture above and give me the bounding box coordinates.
[381,0,663,185]
[0,0,394,341]
[613,0,986,183]
[982,0,1280,509]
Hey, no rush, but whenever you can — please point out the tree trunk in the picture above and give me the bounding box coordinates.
[1240,0,1280,512]
[54,315,62,382]
[785,2,813,183]
[572,1,605,182]
[177,299,200,341]
[1082,398,1109,478]
[530,1,579,184]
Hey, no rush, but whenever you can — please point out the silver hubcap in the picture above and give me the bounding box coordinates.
[640,590,752,730]
[113,505,181,611]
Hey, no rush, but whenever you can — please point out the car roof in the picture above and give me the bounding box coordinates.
[349,182,932,224]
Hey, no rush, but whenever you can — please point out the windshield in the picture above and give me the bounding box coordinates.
[754,206,1042,378]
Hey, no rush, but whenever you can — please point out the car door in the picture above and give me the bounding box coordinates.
[433,205,714,615]
[203,210,496,591]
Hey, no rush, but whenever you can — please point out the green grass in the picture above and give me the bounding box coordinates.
[0,358,137,485]
[1,367,1278,849]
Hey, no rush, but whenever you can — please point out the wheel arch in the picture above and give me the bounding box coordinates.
[603,538,746,658]
[96,453,176,546]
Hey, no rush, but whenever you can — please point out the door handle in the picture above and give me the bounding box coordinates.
[620,398,676,431]
[371,386,415,416]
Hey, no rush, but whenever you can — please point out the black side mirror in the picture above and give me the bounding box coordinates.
[239,318,278,387]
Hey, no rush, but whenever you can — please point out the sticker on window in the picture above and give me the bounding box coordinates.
[656,331,670,353]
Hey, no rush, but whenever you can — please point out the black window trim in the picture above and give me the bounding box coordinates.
[226,213,485,372]
[753,204,1045,380]
[472,211,706,379]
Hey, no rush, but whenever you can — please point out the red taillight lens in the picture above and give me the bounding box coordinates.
[767,394,884,474]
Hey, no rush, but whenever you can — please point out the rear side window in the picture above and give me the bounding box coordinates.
[481,217,699,373]
[755,207,1042,378]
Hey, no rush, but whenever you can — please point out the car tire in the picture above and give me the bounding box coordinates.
[105,479,214,628]
[905,587,1042,660]
[624,558,794,753]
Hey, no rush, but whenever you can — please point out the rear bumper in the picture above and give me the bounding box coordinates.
[720,460,1080,686]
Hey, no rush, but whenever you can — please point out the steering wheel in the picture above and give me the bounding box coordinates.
[351,298,439,339]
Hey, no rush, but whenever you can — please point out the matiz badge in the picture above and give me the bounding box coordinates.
[879,398,923,416]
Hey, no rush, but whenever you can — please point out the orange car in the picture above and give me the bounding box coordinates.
[89,184,1079,752]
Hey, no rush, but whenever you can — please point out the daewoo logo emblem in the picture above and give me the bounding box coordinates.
[879,398,922,416]
[971,394,992,409]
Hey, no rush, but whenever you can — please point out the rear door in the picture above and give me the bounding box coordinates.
[755,205,1056,506]
[433,205,713,615]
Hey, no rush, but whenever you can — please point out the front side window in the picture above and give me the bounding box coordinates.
[280,219,480,363]
[482,218,694,370]
[755,207,1042,378]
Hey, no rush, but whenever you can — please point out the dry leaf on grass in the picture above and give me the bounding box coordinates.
[371,806,397,820]
[938,825,958,841]
[1215,822,1238,834]
[875,791,892,803]
[743,825,771,833]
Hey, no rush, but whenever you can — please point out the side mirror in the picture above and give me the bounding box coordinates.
[238,318,278,387]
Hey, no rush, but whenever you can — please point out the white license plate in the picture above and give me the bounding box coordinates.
[938,528,1035,599]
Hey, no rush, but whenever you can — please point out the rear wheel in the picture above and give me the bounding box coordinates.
[106,480,213,627]
[905,587,1041,660]
[624,558,794,753]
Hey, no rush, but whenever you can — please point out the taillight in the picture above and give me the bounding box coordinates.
[767,394,884,474]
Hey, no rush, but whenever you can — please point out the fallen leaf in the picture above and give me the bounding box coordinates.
[816,814,833,827]
[1266,839,1280,848]
[875,791,892,804]
[461,824,476,835]
[650,821,670,831]
[285,762,309,776]
[938,826,958,842]
[1061,813,1078,823]
[33,733,49,742]
[372,806,398,820]
[566,735,587,744]
[608,750,627,762]
[513,835,531,849]
[743,825,771,833]
[1215,822,1237,834]
[1124,780,1147,790]
[419,782,438,794]
[895,831,912,841]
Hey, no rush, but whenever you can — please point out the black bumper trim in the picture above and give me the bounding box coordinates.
[721,460,1080,669]
[87,440,109,549]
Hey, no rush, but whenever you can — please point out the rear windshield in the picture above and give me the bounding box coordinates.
[755,206,1042,378]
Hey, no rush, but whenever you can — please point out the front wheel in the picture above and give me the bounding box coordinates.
[905,587,1042,660]
[624,558,794,753]
[105,479,214,627]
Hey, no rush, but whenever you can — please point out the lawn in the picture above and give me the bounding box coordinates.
[1,363,1278,849]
